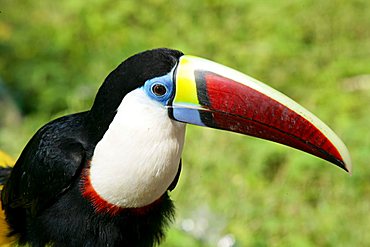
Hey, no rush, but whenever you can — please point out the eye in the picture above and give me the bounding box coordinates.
[151,84,167,96]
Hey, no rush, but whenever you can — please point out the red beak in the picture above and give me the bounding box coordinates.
[170,55,352,173]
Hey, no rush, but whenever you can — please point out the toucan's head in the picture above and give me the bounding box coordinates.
[86,48,351,211]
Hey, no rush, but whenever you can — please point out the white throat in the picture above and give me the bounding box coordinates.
[90,89,186,208]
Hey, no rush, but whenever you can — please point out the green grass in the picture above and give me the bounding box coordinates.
[1,0,370,246]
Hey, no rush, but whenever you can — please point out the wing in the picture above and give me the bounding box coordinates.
[1,113,88,231]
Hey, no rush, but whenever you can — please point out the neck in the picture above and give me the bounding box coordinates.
[88,89,186,208]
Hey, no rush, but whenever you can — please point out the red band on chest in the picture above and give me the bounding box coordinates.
[81,167,124,216]
[81,164,164,216]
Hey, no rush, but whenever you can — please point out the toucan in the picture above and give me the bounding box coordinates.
[0,48,351,246]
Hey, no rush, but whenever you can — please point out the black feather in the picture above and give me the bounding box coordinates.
[2,112,88,238]
[0,166,12,185]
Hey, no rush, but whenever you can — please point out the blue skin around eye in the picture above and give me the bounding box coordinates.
[143,72,174,105]
[143,69,205,126]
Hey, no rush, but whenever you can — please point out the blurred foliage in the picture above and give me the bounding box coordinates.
[0,0,370,246]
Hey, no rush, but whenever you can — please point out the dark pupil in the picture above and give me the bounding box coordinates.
[152,84,167,96]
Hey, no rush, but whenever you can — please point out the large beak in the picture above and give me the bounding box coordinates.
[169,55,352,173]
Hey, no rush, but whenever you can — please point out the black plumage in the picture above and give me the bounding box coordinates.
[0,166,11,185]
[1,48,184,246]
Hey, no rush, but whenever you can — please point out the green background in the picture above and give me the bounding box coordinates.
[1,0,369,246]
